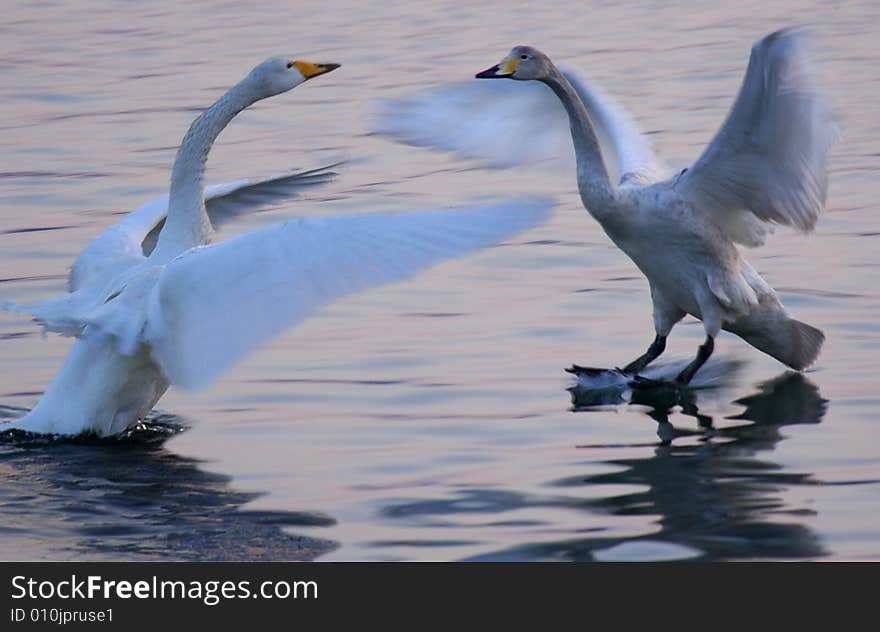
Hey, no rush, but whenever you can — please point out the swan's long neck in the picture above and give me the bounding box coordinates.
[540,68,617,214]
[149,79,257,263]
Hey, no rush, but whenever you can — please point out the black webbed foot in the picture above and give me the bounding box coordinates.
[565,364,623,378]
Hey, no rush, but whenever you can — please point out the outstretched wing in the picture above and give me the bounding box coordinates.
[69,165,339,292]
[145,199,553,389]
[562,68,666,184]
[373,65,666,184]
[676,28,837,246]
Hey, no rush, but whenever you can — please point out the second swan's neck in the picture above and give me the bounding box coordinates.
[150,79,255,262]
[540,69,616,214]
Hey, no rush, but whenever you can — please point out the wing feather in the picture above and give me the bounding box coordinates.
[373,66,665,183]
[145,199,553,389]
[69,165,338,291]
[677,28,838,245]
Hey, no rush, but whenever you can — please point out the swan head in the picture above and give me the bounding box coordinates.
[244,56,340,98]
[475,46,552,81]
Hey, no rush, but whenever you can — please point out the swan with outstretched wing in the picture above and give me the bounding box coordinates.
[2,57,552,436]
[377,30,835,386]
[472,28,835,387]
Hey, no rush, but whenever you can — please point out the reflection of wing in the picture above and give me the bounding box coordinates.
[677,29,837,246]
[145,199,553,389]
[69,165,339,292]
[373,65,666,184]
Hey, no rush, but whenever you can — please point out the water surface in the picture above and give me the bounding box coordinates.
[1,0,878,561]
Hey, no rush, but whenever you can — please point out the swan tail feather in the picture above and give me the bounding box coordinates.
[725,306,824,370]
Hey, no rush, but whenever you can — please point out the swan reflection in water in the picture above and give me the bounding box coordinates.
[379,366,828,561]
[0,367,828,561]
[0,413,337,561]
[560,366,829,561]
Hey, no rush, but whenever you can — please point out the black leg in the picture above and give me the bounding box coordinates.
[675,335,714,385]
[622,335,667,375]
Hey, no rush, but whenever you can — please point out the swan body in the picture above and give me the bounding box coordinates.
[2,57,552,436]
[470,28,836,384]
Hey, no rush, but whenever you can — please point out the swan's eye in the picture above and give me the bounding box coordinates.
[286,61,295,68]
[520,54,530,60]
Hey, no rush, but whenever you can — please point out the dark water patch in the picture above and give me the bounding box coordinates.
[0,414,188,447]
[0,225,79,236]
[125,72,172,80]
[244,377,406,386]
[401,312,466,318]
[559,373,828,560]
[0,170,109,180]
[815,478,880,487]
[132,144,182,153]
[603,276,642,282]
[0,413,337,561]
[726,372,828,427]
[351,180,397,188]
[0,332,33,341]
[774,286,864,299]
[381,489,548,522]
[522,239,595,248]
[235,511,335,527]
[361,411,542,422]
[0,404,33,420]
[369,539,479,548]
[576,440,672,449]
[0,394,42,402]
[77,524,146,537]
[0,273,67,284]
[464,521,823,562]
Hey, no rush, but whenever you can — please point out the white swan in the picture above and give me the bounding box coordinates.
[1,56,552,437]
[473,28,836,385]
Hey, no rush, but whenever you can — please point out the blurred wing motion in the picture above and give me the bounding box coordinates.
[202,163,339,228]
[562,68,666,184]
[69,164,339,292]
[146,199,553,389]
[373,65,666,184]
[677,28,838,246]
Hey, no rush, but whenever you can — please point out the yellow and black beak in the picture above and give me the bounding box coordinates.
[475,56,518,79]
[289,61,341,80]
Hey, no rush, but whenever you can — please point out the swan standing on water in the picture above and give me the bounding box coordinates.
[1,56,551,437]
[475,29,835,386]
